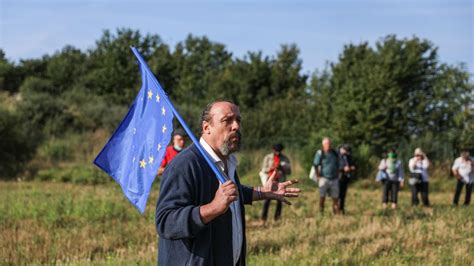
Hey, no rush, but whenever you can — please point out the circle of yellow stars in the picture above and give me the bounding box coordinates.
[137,89,168,169]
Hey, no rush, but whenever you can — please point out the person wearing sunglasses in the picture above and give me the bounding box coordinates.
[408,148,431,206]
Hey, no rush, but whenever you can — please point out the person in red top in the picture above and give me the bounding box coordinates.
[158,129,186,176]
[259,144,292,223]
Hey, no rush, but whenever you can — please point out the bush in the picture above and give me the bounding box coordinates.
[0,105,38,179]
[36,164,110,185]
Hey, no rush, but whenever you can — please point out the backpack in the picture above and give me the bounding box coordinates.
[386,158,397,176]
[314,149,338,177]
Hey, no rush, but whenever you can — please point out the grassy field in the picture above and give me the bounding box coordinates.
[1,174,473,265]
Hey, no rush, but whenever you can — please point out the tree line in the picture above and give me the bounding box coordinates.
[0,28,472,179]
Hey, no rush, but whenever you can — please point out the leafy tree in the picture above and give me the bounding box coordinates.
[84,28,162,104]
[0,50,22,93]
[46,45,87,94]
[171,34,232,106]
[318,35,472,155]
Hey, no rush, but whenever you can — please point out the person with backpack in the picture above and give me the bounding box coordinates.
[378,149,404,209]
[452,149,473,206]
[338,144,356,214]
[313,137,340,214]
[408,148,430,207]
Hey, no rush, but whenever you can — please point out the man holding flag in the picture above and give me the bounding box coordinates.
[94,47,300,266]
[155,100,300,265]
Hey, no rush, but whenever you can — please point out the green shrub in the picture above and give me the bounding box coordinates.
[39,139,73,163]
[0,105,39,179]
[36,164,110,185]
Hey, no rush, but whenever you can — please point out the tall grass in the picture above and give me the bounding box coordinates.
[2,172,473,265]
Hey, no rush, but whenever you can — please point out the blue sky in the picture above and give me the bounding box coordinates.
[1,0,472,74]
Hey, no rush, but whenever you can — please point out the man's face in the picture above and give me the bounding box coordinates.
[322,139,331,152]
[202,102,242,157]
[173,135,185,149]
[339,147,347,155]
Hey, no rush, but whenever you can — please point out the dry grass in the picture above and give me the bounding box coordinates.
[1,175,473,265]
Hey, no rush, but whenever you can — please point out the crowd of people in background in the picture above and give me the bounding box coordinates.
[376,147,473,209]
[309,137,473,215]
[158,130,472,220]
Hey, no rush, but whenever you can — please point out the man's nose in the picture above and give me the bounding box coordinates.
[230,120,240,131]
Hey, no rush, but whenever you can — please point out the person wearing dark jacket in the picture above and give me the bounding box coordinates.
[338,144,356,214]
[155,101,300,266]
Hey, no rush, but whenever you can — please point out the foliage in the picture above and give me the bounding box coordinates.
[0,105,38,179]
[36,164,109,185]
[313,36,473,154]
[0,29,472,179]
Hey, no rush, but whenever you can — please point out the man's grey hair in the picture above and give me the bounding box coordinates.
[322,137,331,144]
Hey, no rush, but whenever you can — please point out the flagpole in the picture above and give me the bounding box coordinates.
[130,47,227,184]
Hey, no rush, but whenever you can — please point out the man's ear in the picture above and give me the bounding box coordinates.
[202,121,211,135]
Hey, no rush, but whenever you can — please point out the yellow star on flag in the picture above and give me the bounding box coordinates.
[148,156,154,164]
[139,159,147,168]
[162,125,167,133]
[157,143,162,151]
[147,90,153,99]
[156,94,160,103]
[161,106,166,115]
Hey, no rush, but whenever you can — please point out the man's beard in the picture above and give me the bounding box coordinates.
[219,131,242,156]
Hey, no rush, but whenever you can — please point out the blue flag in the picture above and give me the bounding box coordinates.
[94,50,174,214]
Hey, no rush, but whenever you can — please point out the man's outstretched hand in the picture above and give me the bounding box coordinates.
[262,171,301,205]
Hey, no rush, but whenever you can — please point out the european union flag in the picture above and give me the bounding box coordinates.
[94,48,174,214]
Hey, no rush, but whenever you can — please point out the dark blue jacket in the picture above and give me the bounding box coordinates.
[155,143,254,265]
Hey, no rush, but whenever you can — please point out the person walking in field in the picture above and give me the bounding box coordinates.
[260,143,292,222]
[313,137,340,214]
[452,149,473,206]
[378,149,404,209]
[408,148,430,207]
[338,144,356,214]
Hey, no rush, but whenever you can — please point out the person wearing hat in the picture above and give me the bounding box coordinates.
[408,148,431,206]
[157,129,186,176]
[260,143,292,222]
[378,148,404,209]
[451,149,473,206]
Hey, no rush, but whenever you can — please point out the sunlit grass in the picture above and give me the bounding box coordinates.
[1,175,473,265]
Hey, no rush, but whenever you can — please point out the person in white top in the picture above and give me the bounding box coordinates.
[378,149,404,209]
[452,149,473,206]
[408,148,430,206]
